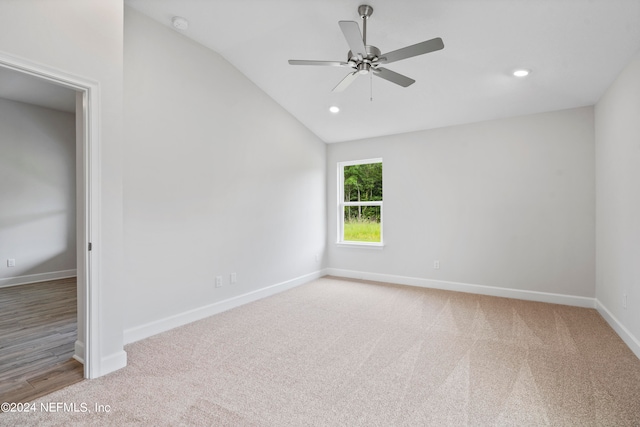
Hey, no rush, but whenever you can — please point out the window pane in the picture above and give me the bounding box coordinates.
[343,162,383,203]
[344,206,381,243]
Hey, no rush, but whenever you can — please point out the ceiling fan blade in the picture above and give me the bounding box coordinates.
[379,37,444,64]
[288,60,351,67]
[338,21,366,57]
[373,67,415,87]
[332,71,359,92]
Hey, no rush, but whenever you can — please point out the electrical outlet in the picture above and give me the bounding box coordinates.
[215,276,223,288]
[315,254,320,263]
[434,260,440,269]
[230,273,237,284]
[7,259,15,267]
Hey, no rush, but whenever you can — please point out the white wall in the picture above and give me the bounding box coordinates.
[595,55,640,356]
[0,0,125,375]
[2,0,631,376]
[123,9,326,338]
[0,98,76,287]
[328,107,595,302]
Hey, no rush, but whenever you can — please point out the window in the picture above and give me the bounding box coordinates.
[337,159,383,246]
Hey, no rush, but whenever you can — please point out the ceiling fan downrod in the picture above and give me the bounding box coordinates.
[358,5,374,46]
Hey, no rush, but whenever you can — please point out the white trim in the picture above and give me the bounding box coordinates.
[596,299,640,360]
[0,270,77,288]
[73,340,85,364]
[327,270,640,358]
[0,51,103,379]
[123,269,327,345]
[336,242,385,250]
[100,350,127,376]
[83,74,104,379]
[326,268,596,308]
[339,157,383,167]
[343,201,383,207]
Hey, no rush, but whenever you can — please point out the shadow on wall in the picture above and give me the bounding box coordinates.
[0,209,68,228]
[0,209,77,283]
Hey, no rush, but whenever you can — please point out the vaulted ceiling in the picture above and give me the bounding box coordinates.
[1,1,638,142]
[126,0,640,143]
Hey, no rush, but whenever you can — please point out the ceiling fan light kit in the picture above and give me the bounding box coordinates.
[288,5,444,92]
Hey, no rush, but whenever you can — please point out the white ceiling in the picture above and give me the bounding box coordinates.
[0,66,76,113]
[126,0,640,143]
[3,2,637,141]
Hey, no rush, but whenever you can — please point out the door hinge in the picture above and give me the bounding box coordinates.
[88,242,92,251]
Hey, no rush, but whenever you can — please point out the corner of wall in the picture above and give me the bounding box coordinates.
[596,299,640,360]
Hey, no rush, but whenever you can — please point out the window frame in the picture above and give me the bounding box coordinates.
[337,158,384,248]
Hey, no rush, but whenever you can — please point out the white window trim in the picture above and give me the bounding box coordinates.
[337,158,384,248]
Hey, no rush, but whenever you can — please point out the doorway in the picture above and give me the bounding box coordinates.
[0,52,101,381]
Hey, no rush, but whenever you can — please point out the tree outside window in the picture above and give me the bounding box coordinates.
[338,159,383,245]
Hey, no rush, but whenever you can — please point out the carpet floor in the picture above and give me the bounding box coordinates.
[2,276,639,426]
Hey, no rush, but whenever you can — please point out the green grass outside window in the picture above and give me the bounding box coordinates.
[343,219,381,243]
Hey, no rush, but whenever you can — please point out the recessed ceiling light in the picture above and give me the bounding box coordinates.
[329,106,340,113]
[172,16,189,31]
[513,69,531,78]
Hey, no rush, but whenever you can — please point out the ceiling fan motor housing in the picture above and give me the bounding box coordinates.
[357,63,371,74]
[348,45,381,71]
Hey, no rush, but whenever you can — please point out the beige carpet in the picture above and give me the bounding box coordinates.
[3,276,640,426]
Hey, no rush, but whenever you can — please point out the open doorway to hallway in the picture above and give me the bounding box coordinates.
[0,63,91,403]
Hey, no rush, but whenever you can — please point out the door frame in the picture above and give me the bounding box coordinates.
[0,52,102,379]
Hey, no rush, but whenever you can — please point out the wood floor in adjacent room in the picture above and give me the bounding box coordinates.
[0,277,84,407]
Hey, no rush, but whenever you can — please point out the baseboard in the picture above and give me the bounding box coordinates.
[73,340,85,364]
[326,268,596,308]
[0,269,77,288]
[596,299,640,360]
[123,269,327,345]
[98,350,127,378]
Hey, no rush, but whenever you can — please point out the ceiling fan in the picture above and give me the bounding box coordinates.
[288,4,444,92]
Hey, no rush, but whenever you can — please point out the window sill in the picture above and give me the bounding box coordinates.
[336,242,385,250]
